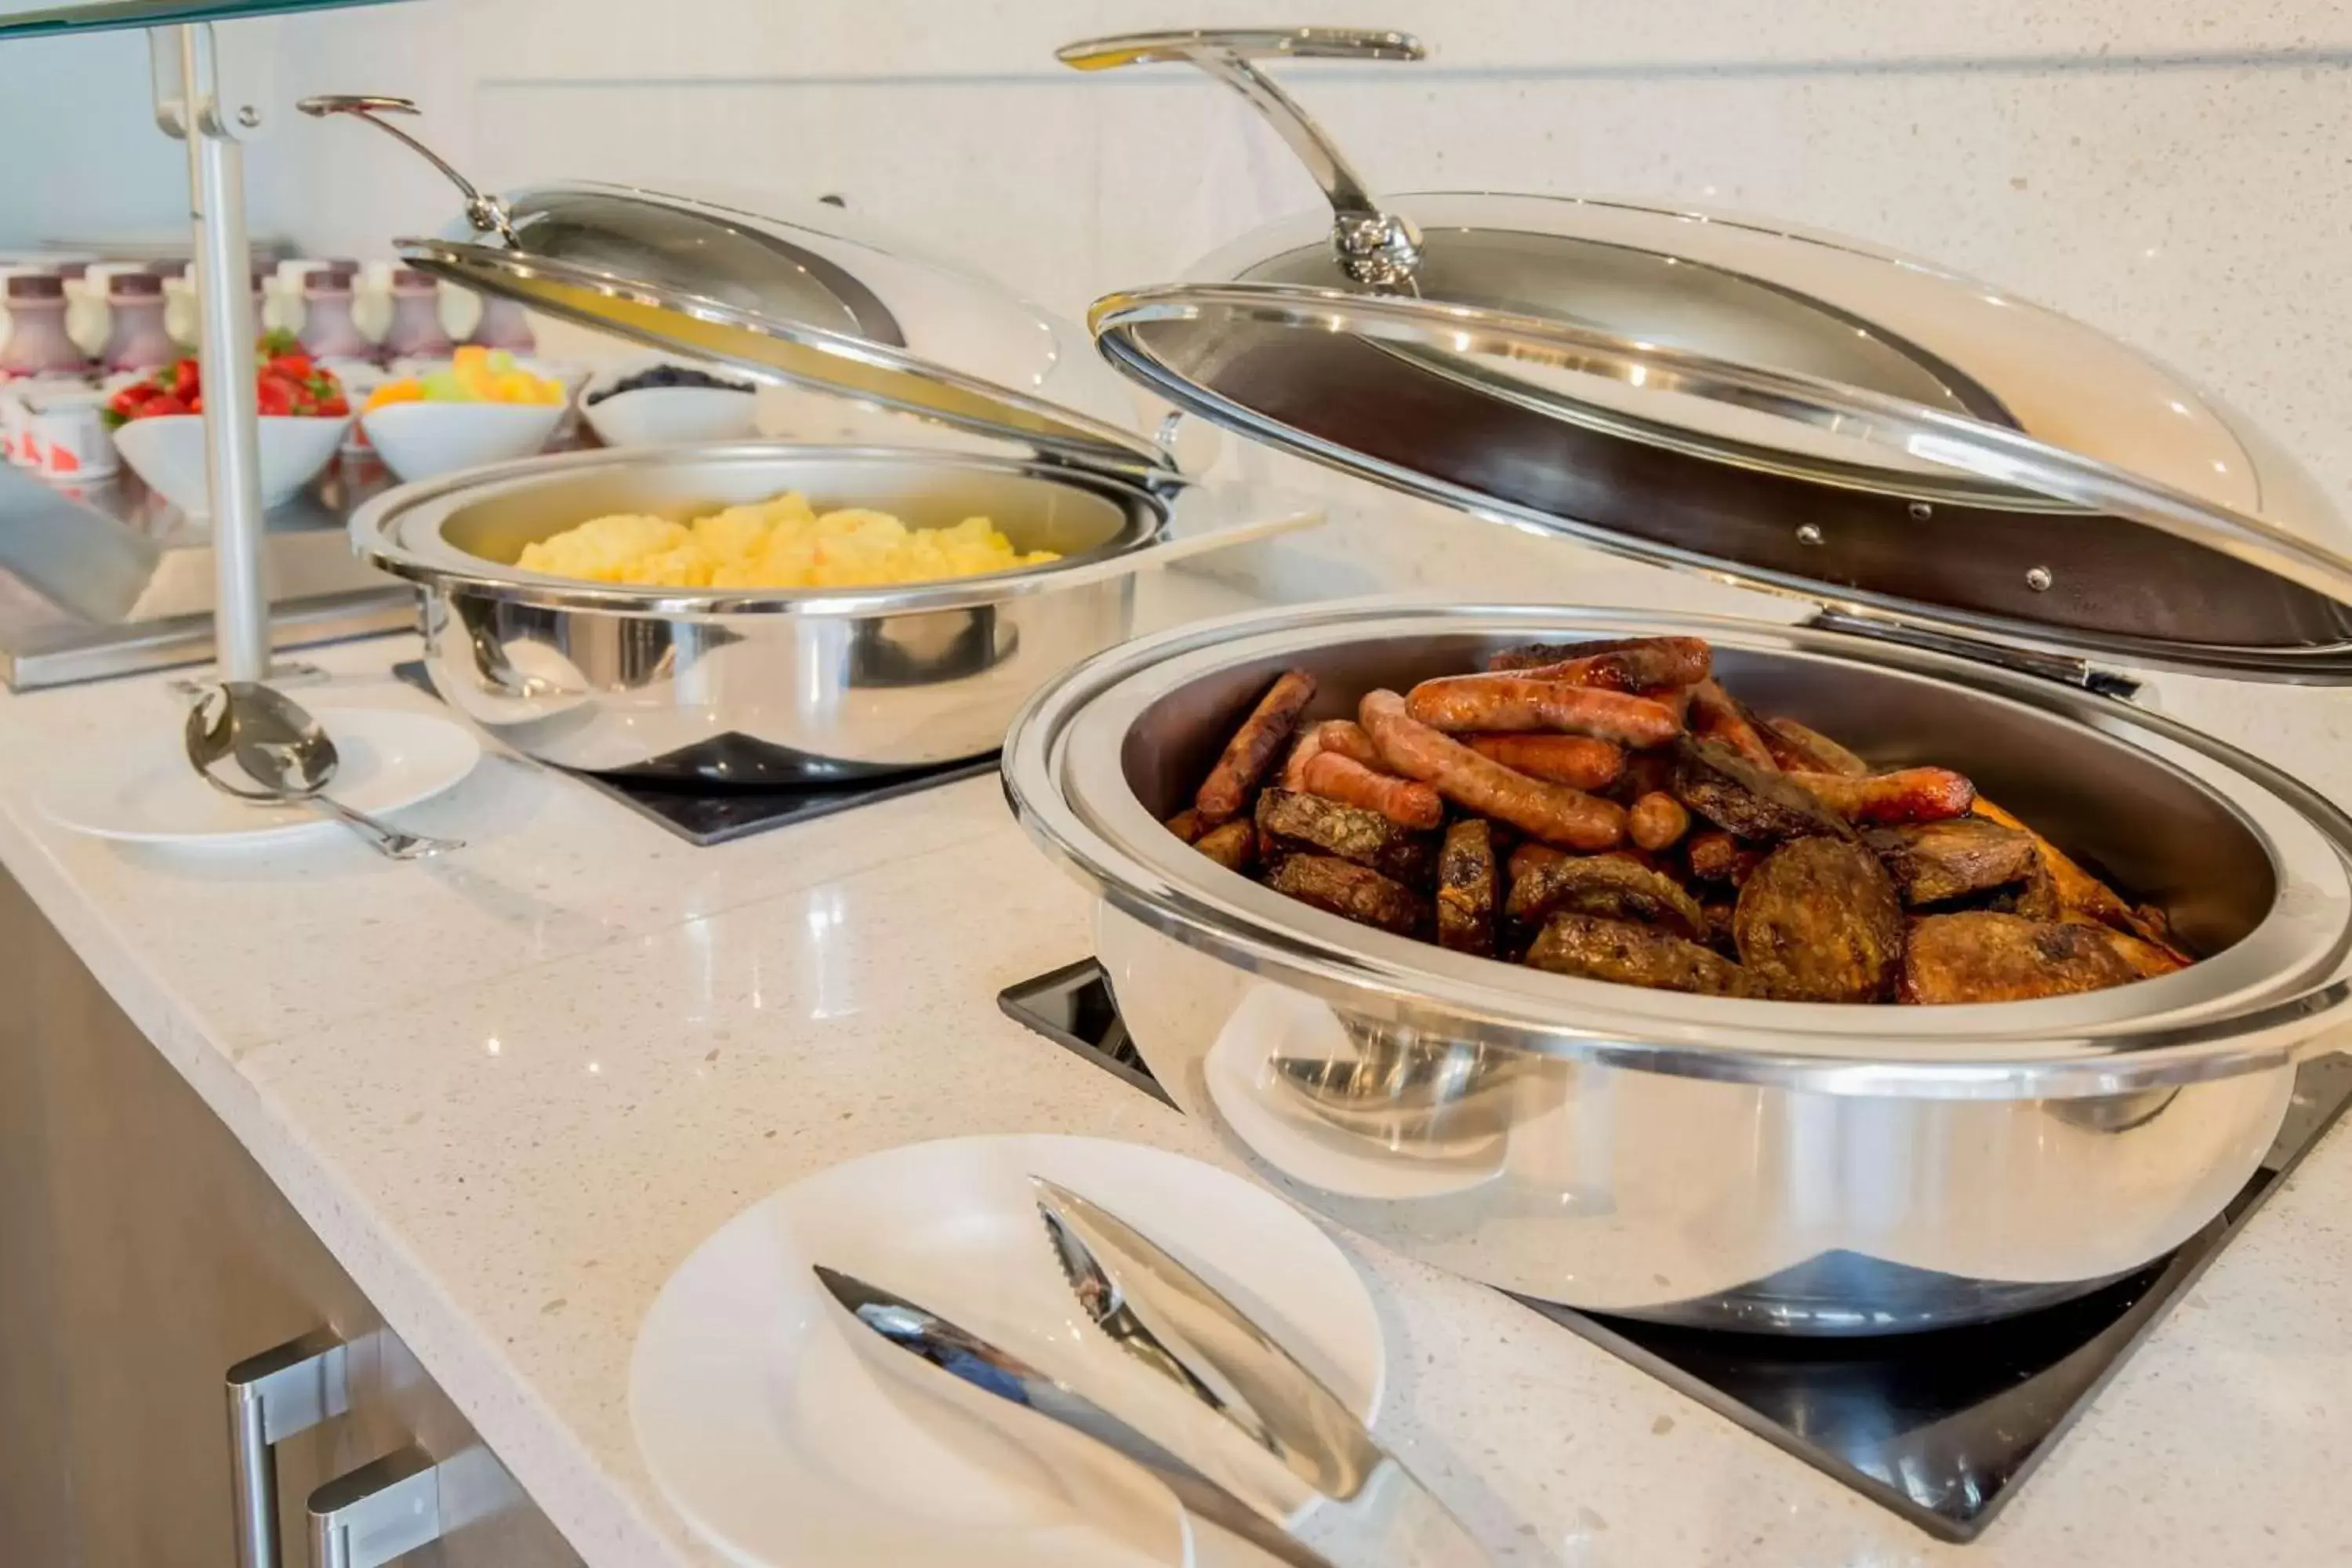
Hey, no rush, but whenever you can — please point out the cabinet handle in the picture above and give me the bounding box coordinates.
[309,1446,443,1568]
[226,1330,350,1568]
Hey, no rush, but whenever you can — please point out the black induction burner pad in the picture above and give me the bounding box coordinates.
[994,958,2352,1542]
[390,659,997,848]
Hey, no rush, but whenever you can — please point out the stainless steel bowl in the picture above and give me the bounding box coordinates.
[350,442,1305,781]
[1004,601,2352,1333]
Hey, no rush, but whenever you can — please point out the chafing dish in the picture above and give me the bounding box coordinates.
[311,95,1313,780]
[1008,604,2352,1331]
[999,29,2352,1331]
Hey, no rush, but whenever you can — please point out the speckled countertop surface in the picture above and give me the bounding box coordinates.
[2,545,2349,1568]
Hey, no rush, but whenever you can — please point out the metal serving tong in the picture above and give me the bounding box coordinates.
[1031,1177,1487,1566]
[812,1263,1338,1568]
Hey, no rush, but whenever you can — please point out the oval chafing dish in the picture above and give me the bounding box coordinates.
[307,95,1316,781]
[1006,602,2352,1332]
[1003,27,2352,1330]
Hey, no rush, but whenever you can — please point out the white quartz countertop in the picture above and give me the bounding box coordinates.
[5,554,2350,1568]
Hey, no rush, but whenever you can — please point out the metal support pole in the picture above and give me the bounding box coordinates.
[161,24,270,681]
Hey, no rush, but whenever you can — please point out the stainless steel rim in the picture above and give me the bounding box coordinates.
[1004,600,2352,1097]
[349,441,1176,619]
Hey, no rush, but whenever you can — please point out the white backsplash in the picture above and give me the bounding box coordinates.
[17,0,2352,790]
[249,0,2352,508]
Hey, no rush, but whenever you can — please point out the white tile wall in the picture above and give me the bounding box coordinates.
[16,1,2352,594]
[245,0,2352,516]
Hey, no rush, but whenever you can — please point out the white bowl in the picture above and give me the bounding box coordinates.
[112,413,349,515]
[361,400,564,482]
[579,360,758,448]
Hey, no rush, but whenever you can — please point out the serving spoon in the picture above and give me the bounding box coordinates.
[183,682,463,860]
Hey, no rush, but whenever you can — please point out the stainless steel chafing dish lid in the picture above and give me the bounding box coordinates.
[296,95,1169,476]
[1065,29,2352,680]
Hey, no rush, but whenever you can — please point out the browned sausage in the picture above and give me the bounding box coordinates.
[1610,747,1677,804]
[1298,750,1445,829]
[1361,690,1628,851]
[1684,829,1764,886]
[1763,717,1869,777]
[1404,675,1682,748]
[1688,680,1779,770]
[1788,768,1976,826]
[1279,725,1328,793]
[1512,637,1713,692]
[1640,684,1695,725]
[1163,808,1207,844]
[1284,719,1385,790]
[1195,668,1316,823]
[1193,820,1254,873]
[1488,636,1653,673]
[1269,854,1425,937]
[1319,719,1384,768]
[1436,819,1501,956]
[1627,792,1690,852]
[1461,733,1627,790]
[1525,914,1755,996]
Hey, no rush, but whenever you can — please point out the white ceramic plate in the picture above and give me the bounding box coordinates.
[38,705,480,848]
[629,1134,1385,1568]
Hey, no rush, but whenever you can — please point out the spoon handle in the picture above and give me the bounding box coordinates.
[298,795,463,860]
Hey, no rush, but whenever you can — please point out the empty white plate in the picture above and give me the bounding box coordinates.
[39,704,480,848]
[629,1134,1385,1568]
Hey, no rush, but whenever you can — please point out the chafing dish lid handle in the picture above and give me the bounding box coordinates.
[296,96,517,245]
[1056,27,1427,286]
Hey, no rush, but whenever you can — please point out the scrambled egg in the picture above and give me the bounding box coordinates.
[514,492,1058,589]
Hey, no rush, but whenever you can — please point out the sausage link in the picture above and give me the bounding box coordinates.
[1627,791,1691,851]
[1195,669,1316,823]
[1285,718,1385,793]
[1361,690,1628,850]
[1489,636,1650,673]
[1788,768,1976,825]
[1404,674,1682,748]
[1687,680,1779,770]
[1513,637,1713,692]
[1298,750,1444,829]
[1762,716,1868,776]
[1640,684,1694,724]
[1462,733,1626,790]
[1685,829,1763,887]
